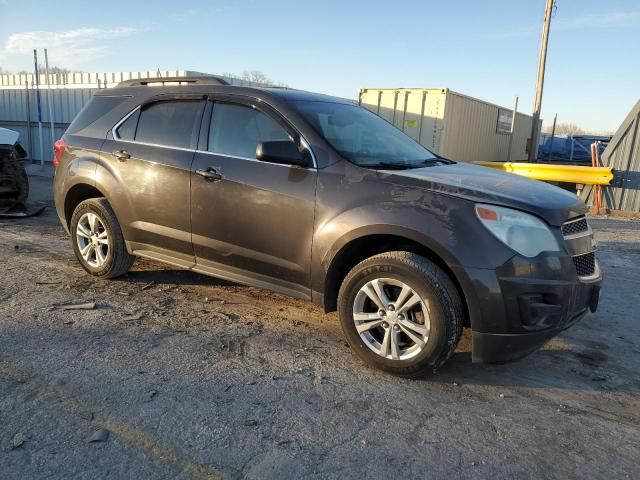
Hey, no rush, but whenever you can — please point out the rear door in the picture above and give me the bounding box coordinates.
[190,99,317,298]
[102,97,204,264]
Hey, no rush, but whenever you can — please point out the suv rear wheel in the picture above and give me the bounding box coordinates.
[337,251,463,377]
[70,198,134,278]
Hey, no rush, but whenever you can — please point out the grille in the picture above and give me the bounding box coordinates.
[562,217,589,236]
[573,252,596,277]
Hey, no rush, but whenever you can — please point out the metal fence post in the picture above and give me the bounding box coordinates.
[547,113,557,161]
[25,81,33,158]
[506,96,519,162]
[44,48,56,151]
[33,49,44,165]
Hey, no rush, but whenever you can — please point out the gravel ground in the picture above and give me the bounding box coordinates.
[1,176,639,479]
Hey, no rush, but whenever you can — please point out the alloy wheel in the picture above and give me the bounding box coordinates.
[75,212,110,268]
[352,278,431,360]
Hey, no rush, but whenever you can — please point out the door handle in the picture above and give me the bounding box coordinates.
[112,149,131,161]
[195,167,223,182]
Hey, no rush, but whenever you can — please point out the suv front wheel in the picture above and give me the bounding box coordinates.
[337,251,463,377]
[70,198,134,278]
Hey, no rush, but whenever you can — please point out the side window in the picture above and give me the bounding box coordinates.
[208,103,291,158]
[67,96,126,135]
[115,110,139,141]
[134,100,201,148]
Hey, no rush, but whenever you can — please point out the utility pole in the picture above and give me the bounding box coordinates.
[528,0,555,162]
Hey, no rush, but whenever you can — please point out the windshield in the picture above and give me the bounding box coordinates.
[293,100,448,169]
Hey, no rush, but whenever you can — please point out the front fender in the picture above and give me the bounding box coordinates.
[319,220,462,276]
[311,191,516,333]
[315,193,514,276]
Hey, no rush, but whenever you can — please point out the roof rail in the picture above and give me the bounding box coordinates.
[116,76,229,87]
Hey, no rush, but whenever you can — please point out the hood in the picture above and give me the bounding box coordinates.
[380,162,586,226]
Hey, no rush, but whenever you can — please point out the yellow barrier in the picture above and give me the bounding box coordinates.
[475,162,613,185]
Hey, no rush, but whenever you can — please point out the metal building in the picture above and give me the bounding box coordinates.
[359,88,536,163]
[582,99,640,212]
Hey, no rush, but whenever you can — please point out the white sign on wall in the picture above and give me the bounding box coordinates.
[497,108,514,134]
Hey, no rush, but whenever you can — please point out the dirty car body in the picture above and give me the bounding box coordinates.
[0,127,29,205]
[52,78,602,372]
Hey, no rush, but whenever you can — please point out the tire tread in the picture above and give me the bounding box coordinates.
[338,251,464,377]
[71,198,134,279]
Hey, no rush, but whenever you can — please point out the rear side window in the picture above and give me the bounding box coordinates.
[115,110,140,141]
[133,100,201,148]
[208,103,290,158]
[66,96,126,135]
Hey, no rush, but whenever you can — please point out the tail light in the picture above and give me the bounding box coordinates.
[53,138,67,169]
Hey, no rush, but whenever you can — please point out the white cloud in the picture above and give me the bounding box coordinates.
[490,10,640,39]
[1,27,137,70]
[555,11,640,30]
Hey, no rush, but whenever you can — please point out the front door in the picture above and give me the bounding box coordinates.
[190,100,317,298]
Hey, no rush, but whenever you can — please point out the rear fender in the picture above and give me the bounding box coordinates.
[93,151,137,240]
[54,156,99,230]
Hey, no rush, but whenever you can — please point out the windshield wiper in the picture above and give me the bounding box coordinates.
[363,162,417,170]
[433,155,456,164]
[421,157,454,166]
[362,158,455,170]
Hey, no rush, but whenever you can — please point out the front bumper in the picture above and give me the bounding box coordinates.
[472,279,600,363]
[464,253,602,364]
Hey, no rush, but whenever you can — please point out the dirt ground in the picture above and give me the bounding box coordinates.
[1,176,639,479]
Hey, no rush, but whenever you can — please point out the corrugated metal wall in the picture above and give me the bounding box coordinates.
[359,88,534,163]
[0,70,187,88]
[0,71,275,162]
[0,88,96,162]
[441,91,533,163]
[582,100,640,212]
[0,70,270,89]
[360,89,447,153]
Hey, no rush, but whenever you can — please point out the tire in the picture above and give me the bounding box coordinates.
[12,163,28,204]
[337,251,463,377]
[1,149,28,204]
[70,198,134,279]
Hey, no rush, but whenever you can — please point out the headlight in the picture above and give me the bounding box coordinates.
[475,204,560,258]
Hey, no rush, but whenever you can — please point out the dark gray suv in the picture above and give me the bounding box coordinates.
[53,77,601,376]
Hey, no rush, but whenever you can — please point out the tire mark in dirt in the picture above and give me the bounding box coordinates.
[1,227,69,253]
[0,360,225,480]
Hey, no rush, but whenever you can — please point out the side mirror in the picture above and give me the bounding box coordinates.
[256,141,309,167]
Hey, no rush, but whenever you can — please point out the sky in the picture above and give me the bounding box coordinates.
[1,0,638,133]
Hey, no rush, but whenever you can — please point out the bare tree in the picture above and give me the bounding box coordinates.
[242,70,270,84]
[45,66,72,75]
[239,70,288,87]
[543,122,584,136]
[15,66,73,75]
